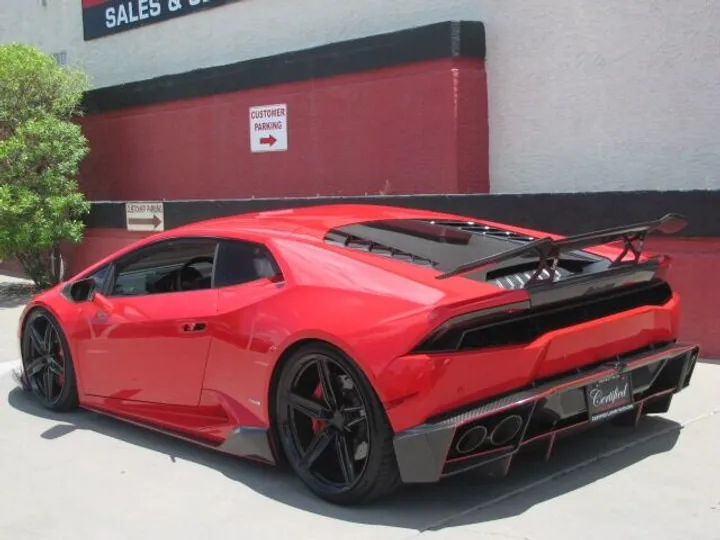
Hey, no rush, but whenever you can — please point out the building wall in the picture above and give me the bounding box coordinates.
[2,0,719,193]
[76,52,490,200]
[1,1,718,356]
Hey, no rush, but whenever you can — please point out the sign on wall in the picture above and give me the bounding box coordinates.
[126,202,165,232]
[249,104,288,153]
[81,0,239,41]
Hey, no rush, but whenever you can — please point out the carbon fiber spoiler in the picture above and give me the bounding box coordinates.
[436,213,687,282]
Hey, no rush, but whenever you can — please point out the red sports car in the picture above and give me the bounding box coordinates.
[16,204,699,505]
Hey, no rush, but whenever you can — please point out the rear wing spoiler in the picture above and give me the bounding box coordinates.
[436,213,688,283]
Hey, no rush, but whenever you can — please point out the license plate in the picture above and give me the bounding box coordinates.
[585,372,634,422]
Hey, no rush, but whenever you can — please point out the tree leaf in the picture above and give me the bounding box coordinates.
[0,44,91,288]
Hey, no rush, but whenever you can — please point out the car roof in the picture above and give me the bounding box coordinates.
[174,203,462,240]
[71,203,624,282]
[169,203,623,263]
[74,204,493,278]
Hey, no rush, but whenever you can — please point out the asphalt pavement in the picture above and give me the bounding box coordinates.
[1,273,718,540]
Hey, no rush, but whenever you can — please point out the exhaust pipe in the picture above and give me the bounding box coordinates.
[489,414,523,446]
[454,425,488,454]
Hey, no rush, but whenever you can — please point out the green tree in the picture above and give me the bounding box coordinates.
[0,43,91,289]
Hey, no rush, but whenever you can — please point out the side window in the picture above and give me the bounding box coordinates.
[108,239,218,297]
[214,240,280,288]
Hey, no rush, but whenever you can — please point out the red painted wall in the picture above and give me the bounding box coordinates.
[77,58,488,201]
[62,228,149,273]
[61,230,720,359]
[646,237,720,359]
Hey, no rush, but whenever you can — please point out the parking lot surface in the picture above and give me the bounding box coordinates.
[1,275,719,540]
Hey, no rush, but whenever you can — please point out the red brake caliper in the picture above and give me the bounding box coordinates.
[311,384,325,433]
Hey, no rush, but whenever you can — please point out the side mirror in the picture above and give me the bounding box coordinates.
[69,278,97,303]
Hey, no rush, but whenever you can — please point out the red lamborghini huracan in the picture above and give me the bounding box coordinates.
[17,204,699,505]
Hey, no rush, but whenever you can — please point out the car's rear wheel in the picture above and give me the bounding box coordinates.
[274,343,401,505]
[21,309,79,411]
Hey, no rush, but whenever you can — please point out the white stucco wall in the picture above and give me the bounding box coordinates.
[1,0,719,193]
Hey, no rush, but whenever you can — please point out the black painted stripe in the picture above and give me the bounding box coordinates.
[81,21,486,114]
[84,190,720,237]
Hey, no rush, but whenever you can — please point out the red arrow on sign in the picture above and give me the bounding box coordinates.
[260,135,277,146]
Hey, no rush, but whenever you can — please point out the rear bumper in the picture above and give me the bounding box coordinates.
[392,342,699,483]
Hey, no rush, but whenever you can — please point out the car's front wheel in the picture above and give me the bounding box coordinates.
[274,343,401,505]
[21,308,79,411]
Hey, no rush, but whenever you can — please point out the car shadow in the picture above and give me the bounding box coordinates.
[7,383,682,531]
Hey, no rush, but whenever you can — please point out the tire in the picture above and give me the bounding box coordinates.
[273,343,401,505]
[21,308,79,411]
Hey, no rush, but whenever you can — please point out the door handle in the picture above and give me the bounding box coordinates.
[181,322,207,333]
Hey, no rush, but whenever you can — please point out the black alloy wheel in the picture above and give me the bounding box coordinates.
[274,343,401,505]
[21,309,79,411]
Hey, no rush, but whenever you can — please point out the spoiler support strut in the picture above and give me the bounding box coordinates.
[435,213,688,285]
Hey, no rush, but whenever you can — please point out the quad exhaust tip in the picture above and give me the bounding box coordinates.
[455,425,488,454]
[489,414,523,446]
[454,413,525,455]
